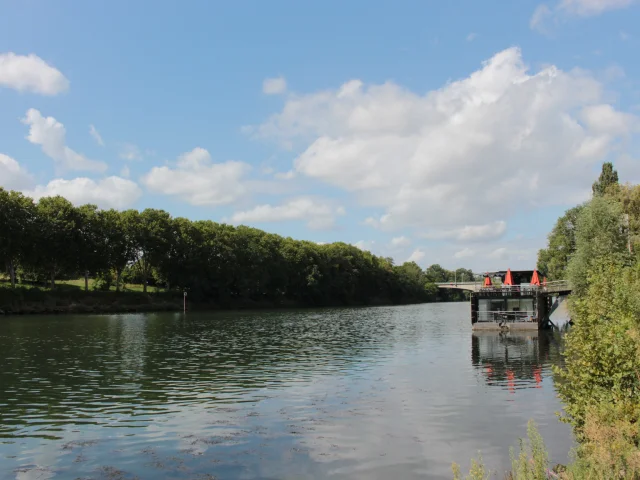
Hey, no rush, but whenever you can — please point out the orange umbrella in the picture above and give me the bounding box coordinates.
[531,269,540,286]
[482,275,492,287]
[503,268,514,286]
[543,277,547,287]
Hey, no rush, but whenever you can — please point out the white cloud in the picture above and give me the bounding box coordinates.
[530,5,553,31]
[354,240,376,252]
[22,109,107,173]
[454,248,475,259]
[489,247,508,260]
[274,170,296,180]
[120,165,130,178]
[231,197,345,230]
[119,143,142,161]
[391,236,411,247]
[422,222,508,242]
[531,0,638,32]
[142,147,251,206]
[254,47,638,237]
[406,248,425,263]
[89,124,104,147]
[466,32,477,41]
[25,176,141,209]
[0,52,69,95]
[263,76,287,95]
[0,154,33,190]
[580,104,638,135]
[559,0,636,16]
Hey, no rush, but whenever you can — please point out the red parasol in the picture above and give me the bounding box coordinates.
[531,269,541,286]
[482,275,492,287]
[503,268,514,286]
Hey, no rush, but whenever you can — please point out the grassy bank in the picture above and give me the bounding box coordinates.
[0,283,183,315]
[0,280,434,316]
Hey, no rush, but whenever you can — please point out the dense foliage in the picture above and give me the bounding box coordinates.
[458,163,640,478]
[0,188,472,306]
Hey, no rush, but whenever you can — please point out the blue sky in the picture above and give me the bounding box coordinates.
[1,0,639,272]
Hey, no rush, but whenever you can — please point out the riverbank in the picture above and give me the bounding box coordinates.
[0,285,435,316]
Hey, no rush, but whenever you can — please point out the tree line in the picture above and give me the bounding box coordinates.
[0,188,473,306]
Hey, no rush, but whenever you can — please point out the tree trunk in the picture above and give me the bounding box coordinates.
[50,271,55,290]
[116,269,121,292]
[84,270,89,292]
[8,259,15,288]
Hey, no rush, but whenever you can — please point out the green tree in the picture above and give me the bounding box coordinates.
[100,209,137,292]
[76,204,107,291]
[566,196,629,296]
[592,161,619,197]
[425,264,449,283]
[0,189,35,287]
[537,205,583,280]
[556,258,640,433]
[33,196,80,289]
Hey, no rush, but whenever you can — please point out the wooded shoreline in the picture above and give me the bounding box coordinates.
[0,286,454,316]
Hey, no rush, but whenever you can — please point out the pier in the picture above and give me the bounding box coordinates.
[437,269,571,331]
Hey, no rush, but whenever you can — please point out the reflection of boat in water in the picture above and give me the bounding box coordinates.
[472,331,560,392]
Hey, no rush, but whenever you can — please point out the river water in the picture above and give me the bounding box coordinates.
[0,303,572,480]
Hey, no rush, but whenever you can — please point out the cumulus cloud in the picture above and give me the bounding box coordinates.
[531,0,637,32]
[24,176,142,209]
[89,125,104,146]
[406,248,426,263]
[0,154,33,190]
[263,76,287,95]
[231,198,345,230]
[0,52,69,95]
[142,147,251,206]
[253,47,638,238]
[466,32,477,41]
[22,109,107,173]
[580,104,639,135]
[454,248,475,259]
[422,222,508,242]
[391,236,411,247]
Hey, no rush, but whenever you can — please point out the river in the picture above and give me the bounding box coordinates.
[0,302,572,479]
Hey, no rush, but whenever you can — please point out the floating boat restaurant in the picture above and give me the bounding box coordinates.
[470,269,571,331]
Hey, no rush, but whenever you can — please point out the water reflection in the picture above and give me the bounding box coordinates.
[472,331,563,392]
[0,304,571,480]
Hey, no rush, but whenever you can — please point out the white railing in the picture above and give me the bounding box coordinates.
[477,311,536,323]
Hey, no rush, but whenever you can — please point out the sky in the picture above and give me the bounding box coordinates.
[1,0,640,273]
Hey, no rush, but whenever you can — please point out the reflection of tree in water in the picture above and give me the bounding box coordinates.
[0,307,426,438]
[471,331,564,391]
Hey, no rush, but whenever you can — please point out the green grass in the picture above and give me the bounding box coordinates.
[0,275,164,293]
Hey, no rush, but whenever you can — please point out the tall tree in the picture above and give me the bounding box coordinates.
[34,196,79,289]
[592,161,619,197]
[76,204,106,291]
[0,189,35,287]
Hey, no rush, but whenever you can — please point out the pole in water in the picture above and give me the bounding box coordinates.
[183,290,187,314]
